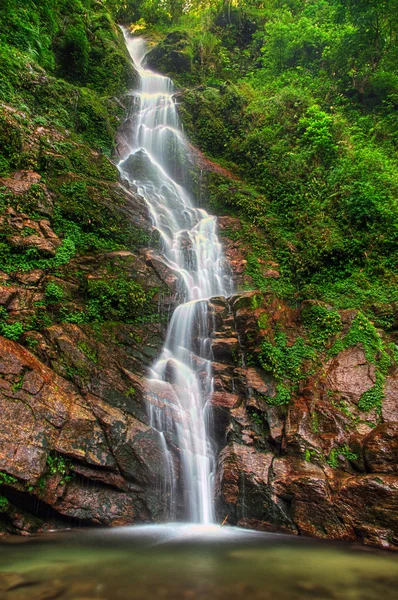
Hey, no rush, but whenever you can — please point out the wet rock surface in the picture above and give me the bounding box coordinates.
[0,174,179,534]
[209,291,398,548]
[1,194,397,548]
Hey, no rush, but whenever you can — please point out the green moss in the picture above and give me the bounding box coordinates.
[247,407,264,425]
[267,383,291,406]
[311,412,319,433]
[257,312,268,330]
[358,373,385,412]
[77,340,98,364]
[305,448,321,463]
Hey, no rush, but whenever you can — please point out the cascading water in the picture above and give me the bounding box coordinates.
[118,32,232,524]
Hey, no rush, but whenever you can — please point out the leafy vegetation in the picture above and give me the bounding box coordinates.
[130,0,397,322]
[327,445,359,468]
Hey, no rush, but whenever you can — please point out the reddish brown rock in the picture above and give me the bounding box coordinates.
[9,233,60,257]
[210,291,398,548]
[0,329,170,527]
[54,480,140,526]
[263,269,280,279]
[335,474,398,546]
[363,423,398,474]
[271,458,350,540]
[0,286,18,306]
[384,371,398,422]
[211,391,239,409]
[0,170,41,194]
[211,337,239,363]
[326,347,376,404]
[215,444,300,533]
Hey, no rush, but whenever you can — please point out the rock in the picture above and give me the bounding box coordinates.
[0,286,18,306]
[335,474,398,546]
[263,269,280,279]
[363,423,398,474]
[0,330,173,526]
[215,444,296,532]
[15,269,44,285]
[54,480,140,526]
[210,391,239,409]
[144,249,179,291]
[326,346,376,404]
[271,458,350,540]
[0,170,41,193]
[383,371,398,421]
[209,291,398,548]
[211,337,239,362]
[9,233,60,257]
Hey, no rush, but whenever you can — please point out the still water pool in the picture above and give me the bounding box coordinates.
[0,524,397,599]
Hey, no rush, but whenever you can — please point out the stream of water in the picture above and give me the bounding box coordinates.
[118,32,232,523]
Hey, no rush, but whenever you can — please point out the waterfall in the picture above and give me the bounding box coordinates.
[118,32,232,524]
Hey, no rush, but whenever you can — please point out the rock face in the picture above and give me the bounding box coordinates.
[1,225,397,548]
[0,171,183,534]
[207,291,398,549]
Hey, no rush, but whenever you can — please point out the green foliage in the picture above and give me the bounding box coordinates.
[358,373,385,412]
[11,377,23,393]
[149,0,398,319]
[0,495,9,512]
[46,453,73,485]
[56,23,89,83]
[301,303,342,349]
[247,407,264,425]
[259,330,316,383]
[305,448,320,463]
[311,411,319,433]
[328,312,392,412]
[85,276,151,322]
[257,312,268,329]
[299,105,338,160]
[77,340,98,363]
[0,471,17,485]
[0,0,133,95]
[267,383,291,406]
[0,321,24,341]
[45,282,65,303]
[327,445,359,468]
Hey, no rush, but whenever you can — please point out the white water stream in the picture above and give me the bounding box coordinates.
[118,33,232,524]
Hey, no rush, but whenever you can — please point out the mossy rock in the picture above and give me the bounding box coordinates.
[145,32,192,75]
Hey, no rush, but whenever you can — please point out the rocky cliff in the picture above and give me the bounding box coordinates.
[206,289,398,548]
[0,160,179,533]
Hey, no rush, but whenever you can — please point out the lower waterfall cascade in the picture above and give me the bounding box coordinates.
[118,31,233,524]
